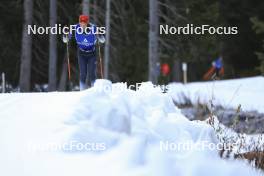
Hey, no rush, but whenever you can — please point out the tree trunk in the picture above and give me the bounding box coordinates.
[93,0,97,23]
[172,59,182,82]
[48,0,57,91]
[148,0,159,84]
[82,0,90,16]
[58,54,68,91]
[19,0,33,92]
[104,0,111,79]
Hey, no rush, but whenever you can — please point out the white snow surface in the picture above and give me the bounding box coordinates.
[168,76,264,113]
[0,80,262,176]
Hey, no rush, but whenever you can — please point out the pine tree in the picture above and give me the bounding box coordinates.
[251,17,264,75]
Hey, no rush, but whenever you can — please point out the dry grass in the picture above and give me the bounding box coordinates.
[235,151,264,170]
[174,79,264,171]
[207,111,264,172]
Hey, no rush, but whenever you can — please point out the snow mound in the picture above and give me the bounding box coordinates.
[0,79,262,176]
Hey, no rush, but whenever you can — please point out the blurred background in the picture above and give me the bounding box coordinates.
[0,0,264,92]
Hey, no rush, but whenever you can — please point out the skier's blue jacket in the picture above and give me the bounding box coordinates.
[69,23,97,52]
[214,57,223,69]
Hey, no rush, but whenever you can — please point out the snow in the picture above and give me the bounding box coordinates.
[0,79,262,176]
[168,76,264,113]
[208,115,264,155]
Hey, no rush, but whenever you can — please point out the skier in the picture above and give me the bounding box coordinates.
[212,56,224,78]
[63,15,105,90]
[160,63,170,84]
[203,56,224,80]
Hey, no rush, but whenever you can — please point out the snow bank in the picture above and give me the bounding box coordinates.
[168,76,264,113]
[0,80,262,176]
[208,115,264,155]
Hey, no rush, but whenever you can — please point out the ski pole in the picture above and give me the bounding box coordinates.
[98,44,104,79]
[66,40,71,81]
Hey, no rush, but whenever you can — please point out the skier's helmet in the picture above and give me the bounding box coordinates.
[79,15,89,24]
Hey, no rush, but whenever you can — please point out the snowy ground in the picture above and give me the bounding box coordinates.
[168,76,264,113]
[0,80,262,176]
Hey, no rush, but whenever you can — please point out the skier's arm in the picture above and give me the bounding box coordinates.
[92,24,105,44]
[97,35,105,44]
[62,34,70,43]
[63,24,76,43]
[212,60,216,67]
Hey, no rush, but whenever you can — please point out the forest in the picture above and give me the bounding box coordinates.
[0,0,264,91]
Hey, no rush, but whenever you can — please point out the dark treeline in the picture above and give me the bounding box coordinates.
[0,0,264,91]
